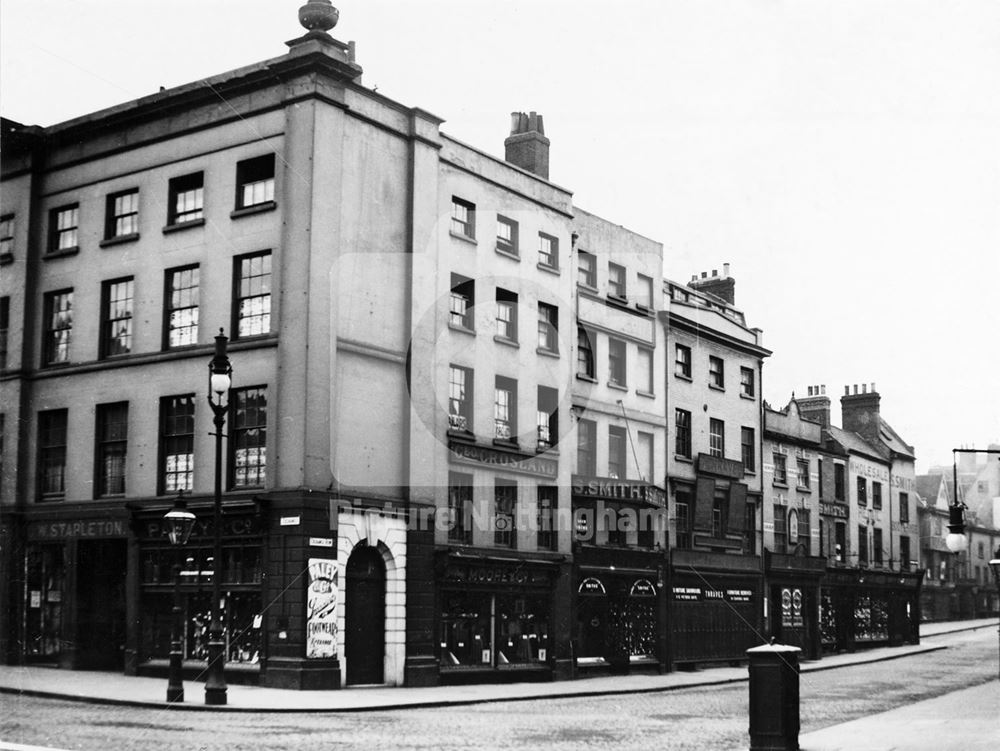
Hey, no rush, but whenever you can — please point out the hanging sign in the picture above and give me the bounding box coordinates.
[578,577,606,595]
[306,558,338,659]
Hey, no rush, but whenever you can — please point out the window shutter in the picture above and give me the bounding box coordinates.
[728,482,747,535]
[693,477,715,531]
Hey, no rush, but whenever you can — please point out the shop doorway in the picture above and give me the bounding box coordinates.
[76,540,127,670]
[345,546,385,685]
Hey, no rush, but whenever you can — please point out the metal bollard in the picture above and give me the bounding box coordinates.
[747,642,801,751]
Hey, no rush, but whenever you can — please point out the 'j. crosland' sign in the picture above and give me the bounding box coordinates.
[449,441,558,478]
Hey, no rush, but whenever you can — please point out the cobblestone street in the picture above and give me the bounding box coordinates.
[1,629,995,751]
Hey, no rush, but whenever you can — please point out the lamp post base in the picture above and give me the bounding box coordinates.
[166,648,184,703]
[204,631,228,705]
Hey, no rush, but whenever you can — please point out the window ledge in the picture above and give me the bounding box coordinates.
[495,245,519,261]
[447,428,476,442]
[709,383,725,392]
[577,282,598,294]
[636,390,655,399]
[745,470,757,477]
[740,392,756,400]
[43,246,80,260]
[494,335,520,348]
[449,229,477,245]
[493,438,520,449]
[0,252,13,266]
[607,294,629,306]
[674,373,693,382]
[635,303,653,315]
[163,218,205,234]
[772,481,789,488]
[537,262,560,275]
[536,347,560,359]
[448,322,476,336]
[231,201,277,219]
[674,454,694,463]
[796,486,812,492]
[607,382,628,392]
[575,373,598,384]
[99,233,140,248]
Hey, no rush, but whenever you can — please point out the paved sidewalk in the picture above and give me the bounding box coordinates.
[0,618,992,712]
[799,679,1000,751]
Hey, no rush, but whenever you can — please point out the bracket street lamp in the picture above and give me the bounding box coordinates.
[205,329,232,705]
[989,548,1000,681]
[164,492,196,703]
[945,448,1000,554]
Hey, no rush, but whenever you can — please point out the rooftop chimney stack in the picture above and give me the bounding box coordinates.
[505,111,550,180]
[841,381,882,445]
[688,263,736,304]
[796,384,831,427]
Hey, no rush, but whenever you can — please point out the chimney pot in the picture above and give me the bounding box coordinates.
[712,269,718,277]
[862,384,867,394]
[871,382,876,392]
[821,384,826,395]
[701,271,707,279]
[691,275,697,282]
[723,262,730,277]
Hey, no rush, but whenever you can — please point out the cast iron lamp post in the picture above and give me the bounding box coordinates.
[164,492,196,703]
[204,330,232,705]
[989,548,1000,681]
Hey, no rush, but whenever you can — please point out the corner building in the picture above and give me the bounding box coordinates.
[0,6,649,688]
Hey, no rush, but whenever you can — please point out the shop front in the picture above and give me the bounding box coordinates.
[20,505,130,670]
[669,549,763,666]
[435,552,570,684]
[764,550,826,660]
[132,502,264,682]
[820,568,923,654]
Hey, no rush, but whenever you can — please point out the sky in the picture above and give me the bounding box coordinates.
[2,0,998,472]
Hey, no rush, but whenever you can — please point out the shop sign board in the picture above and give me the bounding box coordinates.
[630,579,656,597]
[578,577,606,595]
[448,441,558,478]
[672,586,702,601]
[572,476,666,507]
[696,453,744,479]
[672,586,753,603]
[781,587,804,628]
[28,519,128,540]
[820,502,849,519]
[306,558,338,659]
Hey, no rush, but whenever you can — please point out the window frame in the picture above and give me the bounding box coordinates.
[100,277,134,359]
[536,485,558,551]
[449,365,474,432]
[537,301,559,354]
[0,214,13,258]
[899,491,909,524]
[796,458,810,489]
[873,527,883,567]
[229,386,267,489]
[95,402,128,498]
[675,408,692,458]
[536,385,558,451]
[0,296,8,370]
[608,426,627,479]
[159,394,196,495]
[449,273,475,331]
[451,196,476,240]
[577,327,595,379]
[608,262,627,300]
[163,265,200,349]
[38,408,68,500]
[48,204,79,253]
[637,347,654,394]
[740,366,755,398]
[448,472,474,544]
[577,419,597,476]
[773,453,788,484]
[495,215,518,256]
[494,376,518,443]
[167,172,205,226]
[709,418,725,458]
[636,273,654,311]
[872,481,883,510]
[857,476,868,506]
[538,232,559,269]
[235,154,276,211]
[42,289,73,366]
[233,251,272,339]
[740,427,755,472]
[608,337,627,387]
[104,189,140,240]
[577,250,596,288]
[773,504,788,551]
[708,355,724,389]
[675,344,691,379]
[494,479,517,548]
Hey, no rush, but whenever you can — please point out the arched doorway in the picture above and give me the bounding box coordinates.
[345,545,386,685]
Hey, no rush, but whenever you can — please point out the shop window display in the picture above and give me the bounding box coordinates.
[439,592,550,668]
[24,545,65,661]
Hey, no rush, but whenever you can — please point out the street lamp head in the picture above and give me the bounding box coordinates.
[208,329,232,399]
[944,503,968,553]
[164,493,197,547]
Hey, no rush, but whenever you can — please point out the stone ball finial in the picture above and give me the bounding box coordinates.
[299,0,339,32]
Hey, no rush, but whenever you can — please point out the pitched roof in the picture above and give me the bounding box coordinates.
[915,474,945,505]
[824,425,887,462]
[878,418,916,460]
